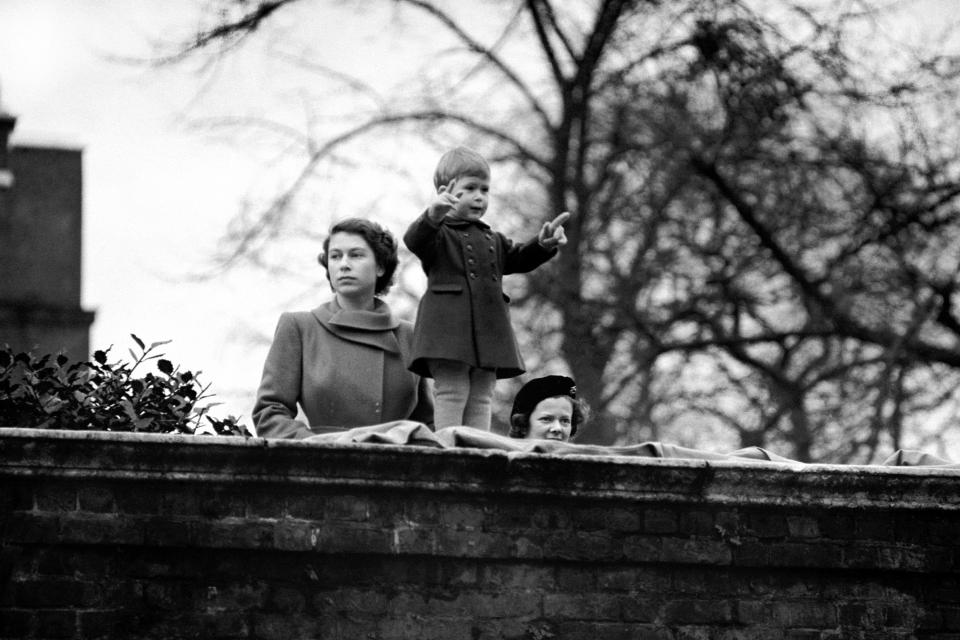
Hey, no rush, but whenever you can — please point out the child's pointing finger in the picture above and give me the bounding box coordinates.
[551,211,571,230]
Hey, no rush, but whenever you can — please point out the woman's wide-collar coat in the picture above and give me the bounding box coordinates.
[253,299,433,438]
[404,213,557,379]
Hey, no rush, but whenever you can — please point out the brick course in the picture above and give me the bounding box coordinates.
[1,428,959,639]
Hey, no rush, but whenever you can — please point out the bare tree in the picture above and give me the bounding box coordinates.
[162,0,960,460]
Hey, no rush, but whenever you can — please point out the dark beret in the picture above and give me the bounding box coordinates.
[511,375,577,417]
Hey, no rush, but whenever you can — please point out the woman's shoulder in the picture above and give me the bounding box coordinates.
[273,304,333,329]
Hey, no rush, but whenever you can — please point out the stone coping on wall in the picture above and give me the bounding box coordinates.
[1,427,957,511]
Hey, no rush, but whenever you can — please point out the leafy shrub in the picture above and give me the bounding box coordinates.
[0,334,250,436]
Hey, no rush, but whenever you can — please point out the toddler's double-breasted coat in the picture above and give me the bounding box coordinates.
[404,212,557,379]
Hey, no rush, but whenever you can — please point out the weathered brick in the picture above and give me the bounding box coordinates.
[543,592,618,620]
[767,600,838,627]
[941,605,960,630]
[13,578,96,608]
[268,585,305,613]
[204,581,269,612]
[0,511,60,544]
[244,491,286,518]
[192,519,275,549]
[272,520,316,551]
[441,502,488,529]
[644,508,679,534]
[33,482,76,512]
[818,512,855,540]
[191,487,247,519]
[391,522,437,554]
[34,609,76,638]
[663,598,734,624]
[377,614,477,640]
[874,544,930,571]
[400,498,441,525]
[748,512,789,538]
[530,507,571,530]
[854,513,897,542]
[142,517,193,547]
[618,593,659,621]
[512,535,546,559]
[0,608,33,636]
[446,590,541,619]
[571,506,618,531]
[77,484,116,513]
[680,510,715,535]
[143,582,195,611]
[555,620,672,640]
[313,588,389,615]
[251,612,320,640]
[0,479,34,512]
[787,515,820,538]
[621,534,661,561]
[78,609,138,639]
[597,567,670,594]
[59,513,144,546]
[321,494,372,522]
[312,523,392,554]
[554,565,595,592]
[113,484,164,515]
[661,537,732,565]
[672,568,743,597]
[282,492,328,520]
[434,528,513,558]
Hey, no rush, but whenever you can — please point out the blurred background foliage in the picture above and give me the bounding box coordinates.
[159,0,960,461]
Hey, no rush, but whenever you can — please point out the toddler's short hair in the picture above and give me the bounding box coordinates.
[433,147,490,190]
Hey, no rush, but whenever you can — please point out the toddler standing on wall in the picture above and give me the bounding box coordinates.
[404,146,569,429]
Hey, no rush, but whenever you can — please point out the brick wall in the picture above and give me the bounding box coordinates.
[1,428,958,639]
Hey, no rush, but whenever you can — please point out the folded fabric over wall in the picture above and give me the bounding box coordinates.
[299,421,959,468]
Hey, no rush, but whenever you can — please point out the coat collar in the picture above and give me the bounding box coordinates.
[443,217,490,230]
[311,299,402,353]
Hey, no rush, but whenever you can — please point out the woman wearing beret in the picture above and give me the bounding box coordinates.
[508,375,590,442]
[252,218,434,438]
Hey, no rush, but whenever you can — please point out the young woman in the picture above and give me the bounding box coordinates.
[507,375,589,442]
[253,218,433,438]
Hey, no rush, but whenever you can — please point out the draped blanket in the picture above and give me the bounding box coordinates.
[300,421,960,468]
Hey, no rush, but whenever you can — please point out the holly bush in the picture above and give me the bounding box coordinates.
[0,334,249,436]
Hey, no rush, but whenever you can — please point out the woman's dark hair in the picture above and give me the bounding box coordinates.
[318,218,399,295]
[508,395,590,440]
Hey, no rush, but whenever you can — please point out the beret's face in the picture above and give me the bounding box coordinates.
[524,396,574,442]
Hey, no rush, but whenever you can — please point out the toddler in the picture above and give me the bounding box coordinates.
[404,146,568,429]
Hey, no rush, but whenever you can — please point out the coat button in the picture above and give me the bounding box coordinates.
[467,258,476,265]
[470,272,477,279]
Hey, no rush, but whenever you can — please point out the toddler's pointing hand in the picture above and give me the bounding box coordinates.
[538,211,570,249]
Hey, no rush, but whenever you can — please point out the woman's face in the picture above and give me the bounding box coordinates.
[326,232,383,301]
[525,396,574,441]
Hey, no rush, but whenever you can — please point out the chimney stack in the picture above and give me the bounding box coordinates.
[0,84,15,188]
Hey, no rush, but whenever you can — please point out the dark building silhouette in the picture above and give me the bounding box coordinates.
[0,106,95,358]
